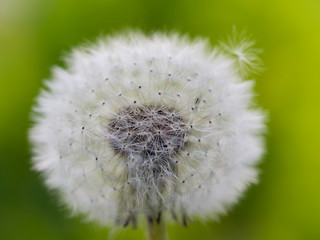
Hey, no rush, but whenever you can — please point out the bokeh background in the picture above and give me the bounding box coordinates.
[1,0,319,239]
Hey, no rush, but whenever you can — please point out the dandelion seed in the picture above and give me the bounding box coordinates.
[29,31,265,239]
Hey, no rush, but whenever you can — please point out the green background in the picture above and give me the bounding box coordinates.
[1,0,319,239]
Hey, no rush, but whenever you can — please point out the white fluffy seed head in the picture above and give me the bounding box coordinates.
[30,31,266,227]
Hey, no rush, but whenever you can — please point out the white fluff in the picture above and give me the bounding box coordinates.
[30,31,265,226]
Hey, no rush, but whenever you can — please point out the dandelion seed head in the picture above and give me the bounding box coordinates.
[30,31,265,226]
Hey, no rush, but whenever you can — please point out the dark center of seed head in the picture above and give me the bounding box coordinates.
[107,105,188,160]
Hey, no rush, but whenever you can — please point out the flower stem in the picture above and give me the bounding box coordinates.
[146,219,167,240]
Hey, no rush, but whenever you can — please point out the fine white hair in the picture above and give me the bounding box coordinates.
[30,31,265,226]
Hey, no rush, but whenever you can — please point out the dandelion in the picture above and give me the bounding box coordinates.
[30,31,265,240]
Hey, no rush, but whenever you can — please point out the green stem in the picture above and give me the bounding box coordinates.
[146,220,167,240]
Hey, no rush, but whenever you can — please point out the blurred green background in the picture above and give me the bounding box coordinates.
[1,0,319,239]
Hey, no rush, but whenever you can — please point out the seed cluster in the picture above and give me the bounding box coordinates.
[107,105,188,161]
